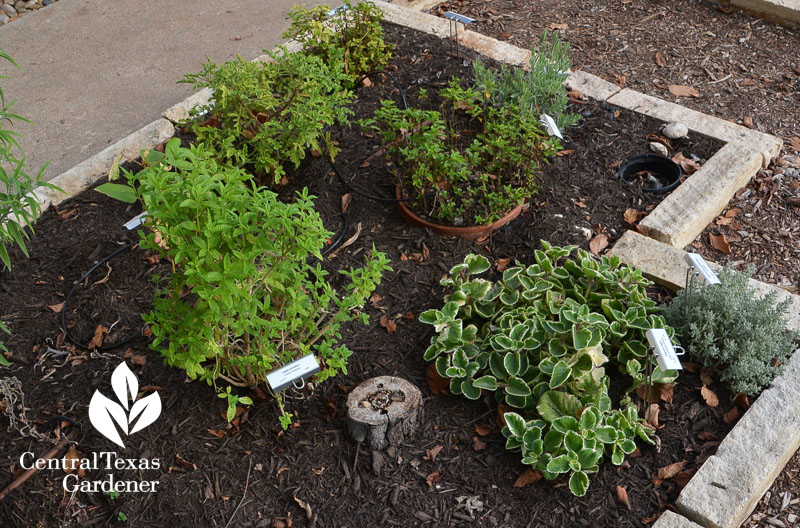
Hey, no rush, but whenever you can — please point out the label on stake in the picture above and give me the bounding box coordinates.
[123,212,147,230]
[646,328,683,371]
[266,354,321,392]
[540,114,563,139]
[684,253,720,285]
[443,11,475,24]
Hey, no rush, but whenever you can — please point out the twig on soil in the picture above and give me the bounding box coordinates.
[0,435,70,501]
[224,459,252,528]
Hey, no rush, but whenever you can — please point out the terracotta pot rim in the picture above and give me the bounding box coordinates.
[395,185,524,240]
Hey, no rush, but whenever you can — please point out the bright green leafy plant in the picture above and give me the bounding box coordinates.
[420,244,678,495]
[283,0,393,85]
[180,48,353,184]
[664,265,800,396]
[126,138,391,427]
[0,48,60,365]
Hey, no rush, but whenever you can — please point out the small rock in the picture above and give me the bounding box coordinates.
[42,0,52,5]
[1,4,15,16]
[576,226,592,240]
[0,13,7,24]
[766,517,786,528]
[359,400,371,408]
[662,122,689,139]
[649,142,669,156]
[453,217,464,226]
[23,0,36,8]
[787,514,797,524]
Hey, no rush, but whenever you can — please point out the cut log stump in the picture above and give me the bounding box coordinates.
[346,376,423,450]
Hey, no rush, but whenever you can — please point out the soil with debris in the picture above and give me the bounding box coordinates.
[430,0,800,139]
[1,23,734,528]
[746,449,800,528]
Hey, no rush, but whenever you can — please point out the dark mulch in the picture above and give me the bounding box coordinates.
[430,0,800,139]
[1,23,733,528]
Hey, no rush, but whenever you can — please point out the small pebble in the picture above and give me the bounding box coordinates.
[649,142,669,156]
[1,4,16,16]
[43,0,53,5]
[787,514,797,524]
[0,13,7,24]
[662,122,688,139]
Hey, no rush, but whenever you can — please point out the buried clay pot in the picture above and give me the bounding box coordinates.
[346,376,422,451]
[395,185,523,240]
[618,153,683,194]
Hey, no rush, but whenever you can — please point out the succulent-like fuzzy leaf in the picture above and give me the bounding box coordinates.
[461,379,481,400]
[537,390,581,423]
[504,412,527,437]
[504,352,521,376]
[569,470,589,496]
[546,454,569,474]
[549,360,571,389]
[564,430,584,453]
[473,375,497,391]
[505,376,532,397]
[596,426,618,444]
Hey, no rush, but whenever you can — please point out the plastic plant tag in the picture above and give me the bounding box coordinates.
[646,328,683,371]
[123,212,147,230]
[443,11,475,24]
[328,5,349,16]
[266,354,321,393]
[540,114,563,139]
[684,253,720,285]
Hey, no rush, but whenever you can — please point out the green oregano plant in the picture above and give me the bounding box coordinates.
[0,48,60,365]
[283,0,393,85]
[180,47,353,184]
[663,265,800,396]
[126,138,391,427]
[420,244,678,495]
[471,30,580,132]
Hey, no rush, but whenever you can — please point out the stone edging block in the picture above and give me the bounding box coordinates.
[609,230,800,528]
[33,118,175,214]
[652,510,705,528]
[565,70,622,102]
[730,0,800,29]
[638,142,763,248]
[607,89,782,167]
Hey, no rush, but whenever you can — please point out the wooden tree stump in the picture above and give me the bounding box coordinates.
[346,376,423,451]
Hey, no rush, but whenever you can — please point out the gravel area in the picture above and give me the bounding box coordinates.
[0,0,58,25]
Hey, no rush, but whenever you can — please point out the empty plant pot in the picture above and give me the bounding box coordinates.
[619,154,682,194]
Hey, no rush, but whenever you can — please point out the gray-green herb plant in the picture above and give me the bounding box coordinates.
[0,48,60,365]
[180,48,353,184]
[283,0,393,86]
[124,138,391,427]
[420,244,678,495]
[664,265,800,396]
[471,30,580,131]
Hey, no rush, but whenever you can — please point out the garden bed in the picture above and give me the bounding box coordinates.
[0,22,733,528]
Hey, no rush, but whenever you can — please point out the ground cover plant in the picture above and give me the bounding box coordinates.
[664,265,800,395]
[283,0,393,86]
[179,48,353,185]
[421,245,679,495]
[124,138,391,426]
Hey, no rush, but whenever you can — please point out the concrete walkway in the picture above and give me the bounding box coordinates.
[0,0,332,182]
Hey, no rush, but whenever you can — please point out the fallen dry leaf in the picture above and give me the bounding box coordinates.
[62,446,86,478]
[709,233,732,254]
[697,431,718,441]
[426,364,448,395]
[589,233,609,255]
[496,403,511,428]
[341,193,352,214]
[424,444,444,461]
[426,470,442,487]
[723,406,740,424]
[787,136,800,152]
[497,33,511,39]
[614,74,627,87]
[513,468,542,488]
[175,454,197,471]
[495,258,510,272]
[474,424,492,436]
[743,117,755,129]
[207,428,226,439]
[473,436,486,452]
[655,52,666,67]
[624,208,645,225]
[733,392,750,411]
[668,84,700,98]
[567,90,586,101]
[616,486,632,510]
[645,403,660,428]
[379,314,397,334]
[87,325,108,350]
[683,362,701,373]
[294,496,313,520]
[700,385,719,407]
[361,76,372,88]
[674,469,696,489]
[47,302,65,313]
[636,382,673,404]
[671,152,701,175]
[369,293,385,310]
[547,22,568,30]
[656,460,686,479]
[556,149,575,157]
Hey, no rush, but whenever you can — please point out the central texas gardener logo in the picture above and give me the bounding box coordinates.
[89,362,161,448]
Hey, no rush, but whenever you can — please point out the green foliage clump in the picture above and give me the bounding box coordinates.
[471,30,580,131]
[180,48,354,184]
[283,1,393,85]
[420,244,678,495]
[664,265,799,396]
[0,48,59,364]
[127,139,391,427]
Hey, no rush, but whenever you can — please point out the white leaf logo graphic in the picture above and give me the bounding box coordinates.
[89,362,162,448]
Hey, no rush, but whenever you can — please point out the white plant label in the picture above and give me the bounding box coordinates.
[646,328,683,371]
[124,211,147,230]
[540,114,563,139]
[89,362,162,448]
[684,253,720,285]
[443,11,475,24]
[266,354,321,392]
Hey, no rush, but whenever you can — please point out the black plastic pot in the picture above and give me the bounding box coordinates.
[618,154,682,194]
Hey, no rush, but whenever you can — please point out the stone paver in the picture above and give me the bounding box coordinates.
[731,0,800,28]
[652,510,705,528]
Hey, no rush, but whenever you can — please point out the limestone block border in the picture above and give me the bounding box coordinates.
[728,0,800,29]
[610,231,800,528]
